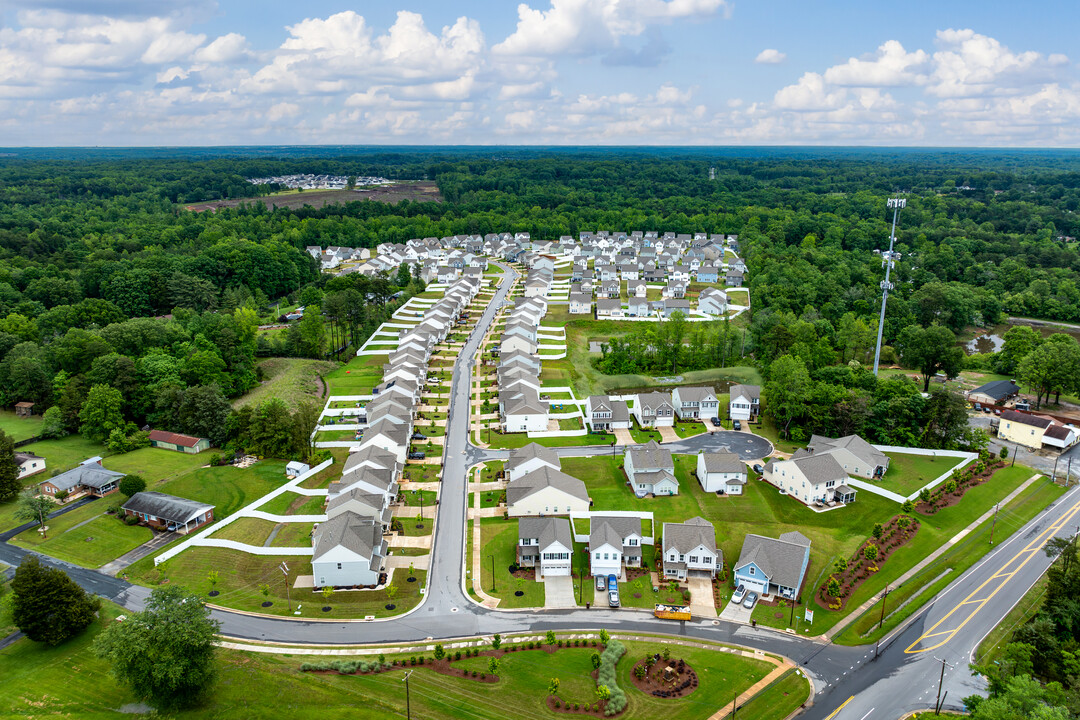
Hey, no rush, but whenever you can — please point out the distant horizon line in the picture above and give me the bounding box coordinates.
[3,143,1080,151]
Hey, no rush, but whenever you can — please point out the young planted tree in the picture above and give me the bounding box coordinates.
[488,656,500,676]
[864,544,879,563]
[12,556,100,645]
[548,677,560,697]
[826,576,842,598]
[872,523,884,541]
[545,630,556,645]
[94,586,220,711]
[491,633,502,650]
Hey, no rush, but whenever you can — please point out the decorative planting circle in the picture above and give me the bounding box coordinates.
[514,591,524,596]
[262,601,273,608]
[322,606,332,612]
[407,576,417,583]
[208,590,220,597]
[385,604,396,611]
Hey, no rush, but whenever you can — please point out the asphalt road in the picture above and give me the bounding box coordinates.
[1,263,1076,719]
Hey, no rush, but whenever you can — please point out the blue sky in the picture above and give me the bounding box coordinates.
[1,0,1077,146]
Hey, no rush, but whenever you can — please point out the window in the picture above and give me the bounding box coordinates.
[337,563,342,570]
[603,553,609,560]
[628,539,638,546]
[689,555,698,563]
[748,566,755,576]
[679,554,685,562]
[825,480,836,489]
[595,552,600,559]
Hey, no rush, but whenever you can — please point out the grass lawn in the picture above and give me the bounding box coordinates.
[735,669,812,720]
[0,409,43,441]
[875,452,964,497]
[233,357,338,411]
[0,606,799,720]
[324,354,387,395]
[484,431,615,449]
[561,454,1048,635]
[9,502,153,568]
[478,460,504,482]
[102,446,209,487]
[210,517,277,545]
[399,489,437,507]
[20,434,109,475]
[673,420,708,439]
[629,420,663,444]
[257,491,325,516]
[479,518,548,608]
[126,547,425,619]
[752,417,803,455]
[272,521,315,547]
[158,460,289,520]
[397,516,433,536]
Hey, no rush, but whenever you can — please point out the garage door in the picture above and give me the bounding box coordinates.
[739,576,766,594]
[544,564,571,576]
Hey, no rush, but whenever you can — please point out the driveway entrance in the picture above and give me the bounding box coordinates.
[544,576,577,608]
[686,575,716,618]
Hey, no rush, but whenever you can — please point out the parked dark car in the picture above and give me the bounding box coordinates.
[711,417,722,427]
[407,452,426,460]
[733,419,742,431]
[752,464,764,474]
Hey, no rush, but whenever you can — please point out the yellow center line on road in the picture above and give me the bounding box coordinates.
[823,696,854,720]
[904,497,1080,654]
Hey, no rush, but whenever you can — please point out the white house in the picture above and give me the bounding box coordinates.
[807,434,890,479]
[506,466,591,516]
[15,452,46,479]
[728,384,761,422]
[625,441,679,497]
[569,294,592,314]
[672,386,720,421]
[633,392,675,428]
[696,450,747,494]
[763,452,857,506]
[589,515,644,579]
[517,517,573,578]
[500,389,550,433]
[697,287,728,316]
[662,517,722,581]
[506,443,560,482]
[311,512,386,589]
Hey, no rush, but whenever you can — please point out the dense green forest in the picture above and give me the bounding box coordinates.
[0,147,1078,456]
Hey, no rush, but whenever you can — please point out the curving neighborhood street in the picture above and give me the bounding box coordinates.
[1,261,1076,720]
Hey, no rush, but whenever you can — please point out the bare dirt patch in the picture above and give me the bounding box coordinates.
[184,182,442,212]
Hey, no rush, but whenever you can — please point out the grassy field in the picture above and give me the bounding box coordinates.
[8,501,153,567]
[560,454,1045,631]
[125,547,425,619]
[158,460,289,520]
[257,491,326,516]
[325,354,389,395]
[0,409,43,441]
[234,357,338,410]
[102,446,209,487]
[0,604,804,720]
[484,431,615,449]
[20,434,109,475]
[876,452,959,497]
[210,517,277,545]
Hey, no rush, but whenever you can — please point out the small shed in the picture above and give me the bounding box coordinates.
[15,402,34,418]
[286,461,310,478]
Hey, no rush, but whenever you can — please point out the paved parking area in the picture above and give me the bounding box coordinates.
[686,575,716,617]
[719,599,754,623]
[544,576,576,608]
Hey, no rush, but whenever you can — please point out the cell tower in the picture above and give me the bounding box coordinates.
[872,197,906,375]
[709,167,716,180]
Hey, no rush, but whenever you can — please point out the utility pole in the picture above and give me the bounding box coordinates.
[490,554,496,593]
[789,594,797,627]
[873,197,906,375]
[989,503,1000,545]
[402,669,413,720]
[877,584,890,630]
[280,561,291,612]
[934,657,952,714]
[1011,443,1018,467]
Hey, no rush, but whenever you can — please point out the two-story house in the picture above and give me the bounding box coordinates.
[763,452,857,506]
[728,384,761,422]
[807,434,890,479]
[625,441,678,497]
[696,450,747,494]
[662,517,722,581]
[506,466,591,516]
[517,517,573,578]
[671,386,720,421]
[585,395,631,432]
[589,515,644,579]
[633,392,675,428]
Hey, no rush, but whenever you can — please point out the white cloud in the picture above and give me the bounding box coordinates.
[822,40,928,86]
[755,49,785,64]
[194,33,251,63]
[494,0,728,57]
[266,102,300,121]
[928,28,1065,98]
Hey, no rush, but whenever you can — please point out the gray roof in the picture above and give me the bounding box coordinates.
[700,450,746,474]
[808,434,889,469]
[589,515,642,553]
[790,453,848,485]
[969,380,1020,401]
[518,516,573,550]
[729,384,760,402]
[363,418,412,446]
[610,400,630,424]
[501,387,548,416]
[663,517,718,557]
[506,466,590,506]
[1001,409,1053,429]
[343,446,399,474]
[735,532,811,589]
[676,386,718,403]
[627,440,673,473]
[121,491,214,525]
[312,511,385,564]
[326,488,391,525]
[507,443,560,472]
[637,392,673,413]
[43,462,124,493]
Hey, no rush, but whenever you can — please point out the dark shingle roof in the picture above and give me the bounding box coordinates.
[312,512,385,563]
[1001,409,1053,429]
[736,532,811,590]
[121,491,213,525]
[518,517,572,550]
[506,466,590,506]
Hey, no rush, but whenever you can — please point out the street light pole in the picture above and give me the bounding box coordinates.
[873,197,906,375]
[281,561,291,612]
[490,554,496,593]
[877,584,889,630]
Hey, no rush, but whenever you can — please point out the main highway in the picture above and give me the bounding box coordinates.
[1,261,1075,719]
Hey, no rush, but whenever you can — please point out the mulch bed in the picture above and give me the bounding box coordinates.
[629,655,699,698]
[819,514,921,610]
[545,695,611,716]
[916,460,1004,514]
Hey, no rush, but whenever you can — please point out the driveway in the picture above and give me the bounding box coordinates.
[99,531,177,577]
[543,576,576,608]
[719,599,753,623]
[614,428,634,445]
[686,575,716,618]
[657,426,680,443]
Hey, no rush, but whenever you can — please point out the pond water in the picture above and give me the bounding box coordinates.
[962,321,1080,355]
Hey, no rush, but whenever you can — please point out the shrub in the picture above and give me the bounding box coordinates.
[454,651,461,660]
[596,639,628,715]
[491,633,501,650]
[124,514,140,526]
[863,544,879,563]
[591,652,601,669]
[557,640,563,647]
[872,523,883,540]
[826,576,841,598]
[554,700,560,708]
[409,656,416,666]
[418,657,425,665]
[599,628,610,645]
[545,630,556,645]
[901,499,915,514]
[434,644,445,660]
[471,671,477,677]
